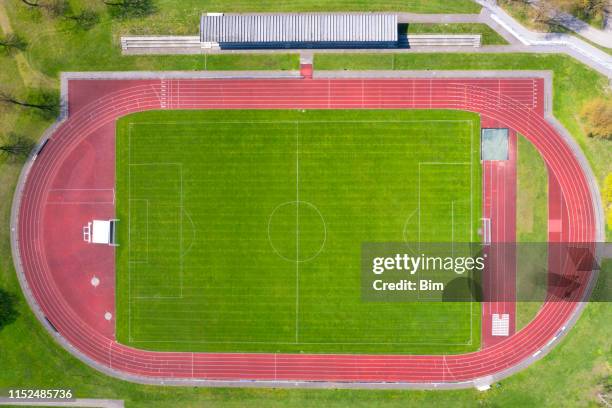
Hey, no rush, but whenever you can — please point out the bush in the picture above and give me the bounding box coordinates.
[580,98,612,139]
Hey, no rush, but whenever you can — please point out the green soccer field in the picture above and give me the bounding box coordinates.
[115,109,482,354]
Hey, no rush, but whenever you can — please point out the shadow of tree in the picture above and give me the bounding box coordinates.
[0,288,19,331]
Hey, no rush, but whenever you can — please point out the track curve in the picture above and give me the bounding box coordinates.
[12,77,599,387]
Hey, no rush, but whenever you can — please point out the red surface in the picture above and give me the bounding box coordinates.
[300,64,313,79]
[17,77,596,383]
[481,129,517,348]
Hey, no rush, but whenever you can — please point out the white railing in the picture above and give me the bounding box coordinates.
[120,36,202,51]
[408,34,481,47]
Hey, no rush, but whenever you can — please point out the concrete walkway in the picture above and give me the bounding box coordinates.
[0,398,124,407]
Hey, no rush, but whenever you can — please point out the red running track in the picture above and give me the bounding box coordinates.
[15,77,597,384]
[481,128,517,348]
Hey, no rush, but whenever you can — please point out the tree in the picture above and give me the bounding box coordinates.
[543,0,607,24]
[530,1,557,26]
[0,89,61,118]
[103,0,156,19]
[0,289,19,331]
[66,9,100,30]
[19,0,69,17]
[0,33,28,55]
[580,98,612,139]
[0,133,35,158]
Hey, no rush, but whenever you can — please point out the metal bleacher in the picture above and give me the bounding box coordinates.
[406,34,481,48]
[120,36,202,52]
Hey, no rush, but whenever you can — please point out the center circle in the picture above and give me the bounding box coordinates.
[267,201,326,262]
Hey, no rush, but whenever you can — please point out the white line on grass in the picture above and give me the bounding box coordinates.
[416,159,476,342]
[130,119,475,125]
[122,118,479,349]
[127,124,132,341]
[128,338,475,346]
[295,121,300,344]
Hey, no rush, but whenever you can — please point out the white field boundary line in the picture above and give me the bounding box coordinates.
[127,338,476,346]
[122,118,479,348]
[128,120,476,125]
[126,124,186,342]
[417,160,476,345]
[127,124,132,341]
[295,121,300,344]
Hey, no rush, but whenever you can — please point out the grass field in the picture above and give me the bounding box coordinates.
[115,109,482,354]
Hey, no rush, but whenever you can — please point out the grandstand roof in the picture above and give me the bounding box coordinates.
[200,13,398,44]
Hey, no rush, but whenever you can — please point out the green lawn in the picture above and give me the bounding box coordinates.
[407,23,509,45]
[115,109,481,354]
[515,135,548,332]
[516,134,548,244]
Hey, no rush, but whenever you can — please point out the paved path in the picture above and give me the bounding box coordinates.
[0,398,124,407]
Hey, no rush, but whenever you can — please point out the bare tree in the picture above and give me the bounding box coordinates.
[0,89,61,119]
[531,1,556,25]
[66,9,100,30]
[20,0,40,6]
[20,0,69,17]
[543,0,607,23]
[0,33,27,54]
[0,133,35,158]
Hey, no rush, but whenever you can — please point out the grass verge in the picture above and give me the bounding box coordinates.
[515,134,548,331]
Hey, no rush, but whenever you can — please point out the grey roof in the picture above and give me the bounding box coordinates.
[200,14,398,43]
